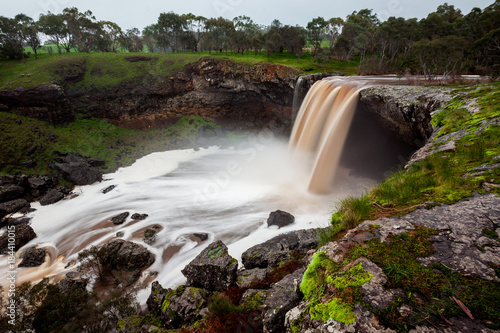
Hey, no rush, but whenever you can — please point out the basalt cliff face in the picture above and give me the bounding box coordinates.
[0,58,299,132]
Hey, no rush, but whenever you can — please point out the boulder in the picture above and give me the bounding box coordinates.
[53,162,102,185]
[39,189,64,206]
[0,224,37,254]
[0,199,30,218]
[262,268,304,333]
[162,287,211,327]
[111,212,129,225]
[0,217,31,229]
[101,239,155,271]
[242,229,319,269]
[240,289,269,310]
[19,247,47,267]
[181,240,238,291]
[267,210,295,228]
[0,186,24,203]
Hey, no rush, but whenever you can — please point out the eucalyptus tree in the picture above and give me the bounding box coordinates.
[306,17,326,57]
[157,12,187,53]
[38,12,72,54]
[0,16,24,59]
[142,24,158,52]
[63,7,100,53]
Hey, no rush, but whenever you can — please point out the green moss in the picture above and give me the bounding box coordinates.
[310,298,356,323]
[208,246,223,258]
[301,252,372,324]
[327,262,373,290]
[240,291,265,310]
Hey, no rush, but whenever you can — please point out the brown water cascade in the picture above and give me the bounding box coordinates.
[290,79,367,194]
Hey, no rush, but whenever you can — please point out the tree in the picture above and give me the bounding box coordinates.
[142,24,158,53]
[157,12,186,53]
[324,17,344,52]
[306,17,326,57]
[100,21,122,52]
[0,16,24,59]
[63,7,100,53]
[38,12,72,54]
[17,14,42,59]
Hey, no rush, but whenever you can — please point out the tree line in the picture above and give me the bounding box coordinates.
[0,1,499,77]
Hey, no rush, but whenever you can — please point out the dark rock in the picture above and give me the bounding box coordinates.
[0,199,30,218]
[0,224,37,254]
[192,233,208,241]
[163,287,211,327]
[181,240,238,291]
[19,247,46,267]
[26,144,40,155]
[116,231,124,237]
[87,158,106,167]
[147,281,168,314]
[0,217,31,229]
[39,189,64,206]
[237,268,268,288]
[262,268,304,333]
[19,159,36,168]
[57,277,87,292]
[242,229,319,269]
[131,213,148,220]
[267,210,295,228]
[143,229,156,244]
[0,186,24,203]
[27,176,49,192]
[102,185,116,194]
[101,239,155,271]
[53,162,102,185]
[111,212,129,225]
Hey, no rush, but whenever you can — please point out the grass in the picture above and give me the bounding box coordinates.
[0,50,359,91]
[0,112,225,177]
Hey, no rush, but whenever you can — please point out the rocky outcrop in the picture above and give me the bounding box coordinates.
[39,189,64,206]
[285,194,500,333]
[358,86,452,147]
[0,58,299,133]
[0,85,69,123]
[181,240,238,291]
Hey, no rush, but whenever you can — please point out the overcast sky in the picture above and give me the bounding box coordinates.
[2,0,495,31]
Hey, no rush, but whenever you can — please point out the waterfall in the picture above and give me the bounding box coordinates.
[290,78,365,194]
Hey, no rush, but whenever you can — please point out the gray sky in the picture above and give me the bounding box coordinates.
[2,0,495,31]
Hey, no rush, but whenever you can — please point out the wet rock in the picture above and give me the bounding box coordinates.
[143,229,156,244]
[101,239,155,271]
[131,213,148,220]
[0,199,30,218]
[53,161,102,185]
[0,217,31,229]
[181,240,238,291]
[19,247,46,267]
[237,267,268,288]
[147,281,168,314]
[192,233,208,241]
[0,224,37,254]
[242,229,319,269]
[111,212,129,225]
[262,268,304,333]
[267,210,295,228]
[102,185,116,194]
[0,186,24,203]
[39,189,64,206]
